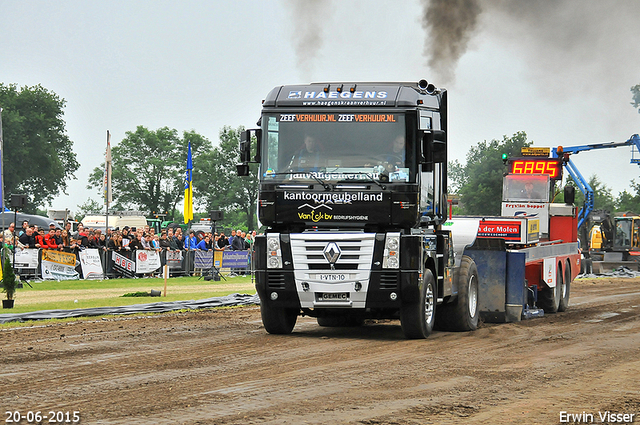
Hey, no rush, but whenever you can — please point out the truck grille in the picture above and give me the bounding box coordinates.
[290,233,375,271]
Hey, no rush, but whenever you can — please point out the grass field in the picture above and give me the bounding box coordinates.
[1,274,256,315]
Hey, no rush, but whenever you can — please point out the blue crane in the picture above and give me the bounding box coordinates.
[551,134,640,229]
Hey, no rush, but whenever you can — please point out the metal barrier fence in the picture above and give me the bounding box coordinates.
[10,248,252,280]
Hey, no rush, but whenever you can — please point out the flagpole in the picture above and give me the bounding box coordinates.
[0,108,6,232]
[105,130,111,234]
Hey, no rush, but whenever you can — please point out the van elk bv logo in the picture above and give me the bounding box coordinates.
[286,191,383,222]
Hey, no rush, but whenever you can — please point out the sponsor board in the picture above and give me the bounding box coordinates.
[222,251,250,269]
[477,220,523,242]
[79,248,104,280]
[135,250,161,274]
[165,249,184,269]
[113,251,136,278]
[41,249,79,280]
[13,248,39,268]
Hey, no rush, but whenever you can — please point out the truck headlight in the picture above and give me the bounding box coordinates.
[267,234,282,269]
[383,233,400,269]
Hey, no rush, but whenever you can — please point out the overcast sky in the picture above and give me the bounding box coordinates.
[1,0,639,214]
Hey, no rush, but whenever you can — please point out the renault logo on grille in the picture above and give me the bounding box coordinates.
[323,242,341,266]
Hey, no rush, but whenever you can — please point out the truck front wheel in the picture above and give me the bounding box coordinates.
[400,269,436,339]
[436,256,479,331]
[260,302,298,334]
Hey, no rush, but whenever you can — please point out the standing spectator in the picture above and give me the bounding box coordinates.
[73,223,85,240]
[159,231,171,249]
[218,232,228,249]
[121,226,132,249]
[196,234,213,251]
[128,230,143,250]
[173,231,184,251]
[76,226,90,249]
[18,220,29,236]
[54,228,64,248]
[44,228,61,250]
[140,232,152,250]
[3,222,16,244]
[231,229,245,251]
[107,233,123,251]
[184,230,198,250]
[35,228,46,248]
[19,227,37,248]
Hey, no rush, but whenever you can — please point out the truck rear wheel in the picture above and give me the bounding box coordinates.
[436,256,479,331]
[538,265,562,313]
[558,262,571,312]
[261,302,298,334]
[400,269,436,339]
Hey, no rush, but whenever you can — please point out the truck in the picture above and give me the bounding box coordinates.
[237,80,580,339]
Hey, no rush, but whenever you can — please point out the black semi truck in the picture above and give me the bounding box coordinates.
[237,80,479,339]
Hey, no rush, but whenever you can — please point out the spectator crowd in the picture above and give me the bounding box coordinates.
[1,220,258,255]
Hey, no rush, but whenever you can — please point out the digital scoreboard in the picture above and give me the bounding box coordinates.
[508,158,563,180]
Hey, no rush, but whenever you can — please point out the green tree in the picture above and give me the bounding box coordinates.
[0,83,79,210]
[75,198,103,223]
[451,132,531,215]
[616,180,640,213]
[563,174,615,213]
[88,126,213,219]
[195,126,259,230]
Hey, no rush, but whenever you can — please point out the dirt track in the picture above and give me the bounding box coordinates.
[2,277,640,425]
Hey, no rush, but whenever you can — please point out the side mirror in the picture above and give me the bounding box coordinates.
[421,130,446,164]
[236,163,249,177]
[239,131,251,163]
[238,129,262,164]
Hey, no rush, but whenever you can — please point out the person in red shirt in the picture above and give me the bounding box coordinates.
[35,228,46,248]
[44,228,61,250]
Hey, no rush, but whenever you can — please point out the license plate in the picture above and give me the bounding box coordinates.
[317,274,347,281]
[318,292,349,302]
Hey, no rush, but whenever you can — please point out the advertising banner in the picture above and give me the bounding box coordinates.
[79,248,104,280]
[222,250,250,268]
[41,249,79,280]
[113,251,136,278]
[165,249,183,269]
[477,220,522,243]
[135,250,161,274]
[13,248,39,269]
[195,251,213,268]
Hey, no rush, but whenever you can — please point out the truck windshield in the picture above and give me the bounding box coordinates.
[260,112,413,183]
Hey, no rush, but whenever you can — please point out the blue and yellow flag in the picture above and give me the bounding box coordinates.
[184,142,193,224]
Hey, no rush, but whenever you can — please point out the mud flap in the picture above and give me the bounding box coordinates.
[463,239,526,323]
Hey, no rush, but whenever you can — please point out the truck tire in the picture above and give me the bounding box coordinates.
[436,256,479,331]
[538,265,562,313]
[558,261,571,312]
[260,302,298,334]
[400,269,436,339]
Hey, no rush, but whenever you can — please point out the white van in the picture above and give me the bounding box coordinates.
[81,215,147,232]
